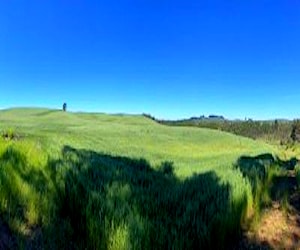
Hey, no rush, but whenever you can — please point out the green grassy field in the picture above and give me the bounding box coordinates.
[0,108,280,249]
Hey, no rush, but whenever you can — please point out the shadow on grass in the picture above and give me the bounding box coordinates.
[235,153,300,249]
[34,110,59,117]
[236,153,299,202]
[0,145,271,249]
[237,153,298,178]
[46,145,246,249]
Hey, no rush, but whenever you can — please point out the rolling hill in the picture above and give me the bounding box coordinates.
[0,108,279,249]
[0,108,275,174]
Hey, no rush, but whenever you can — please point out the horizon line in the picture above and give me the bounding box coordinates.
[0,106,297,122]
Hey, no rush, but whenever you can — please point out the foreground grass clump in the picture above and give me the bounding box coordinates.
[1,128,17,140]
[236,153,299,226]
[0,140,58,247]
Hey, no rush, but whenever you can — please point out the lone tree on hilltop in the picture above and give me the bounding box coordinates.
[63,102,67,112]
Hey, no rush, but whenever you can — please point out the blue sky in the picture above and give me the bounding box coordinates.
[1,0,300,120]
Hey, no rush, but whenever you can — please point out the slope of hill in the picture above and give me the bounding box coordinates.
[0,108,280,249]
[159,115,293,144]
[0,108,275,175]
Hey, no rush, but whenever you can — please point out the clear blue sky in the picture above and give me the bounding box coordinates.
[1,0,300,120]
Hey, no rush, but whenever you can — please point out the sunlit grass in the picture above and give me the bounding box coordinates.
[0,108,281,248]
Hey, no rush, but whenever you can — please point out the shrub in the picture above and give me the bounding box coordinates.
[236,153,282,223]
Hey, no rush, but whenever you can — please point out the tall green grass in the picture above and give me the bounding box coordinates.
[0,108,281,248]
[236,153,299,227]
[0,142,251,249]
[0,140,55,246]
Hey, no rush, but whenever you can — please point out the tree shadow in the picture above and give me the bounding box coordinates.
[44,145,251,249]
[34,110,58,117]
[234,236,271,250]
[237,153,298,171]
[236,153,299,202]
[0,145,272,249]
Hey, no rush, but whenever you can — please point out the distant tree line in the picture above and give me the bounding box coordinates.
[142,113,156,121]
[143,114,300,144]
[291,120,300,142]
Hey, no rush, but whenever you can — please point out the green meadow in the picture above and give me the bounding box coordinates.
[0,108,284,249]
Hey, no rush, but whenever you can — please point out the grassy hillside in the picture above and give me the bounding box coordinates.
[0,108,280,249]
[0,108,275,175]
